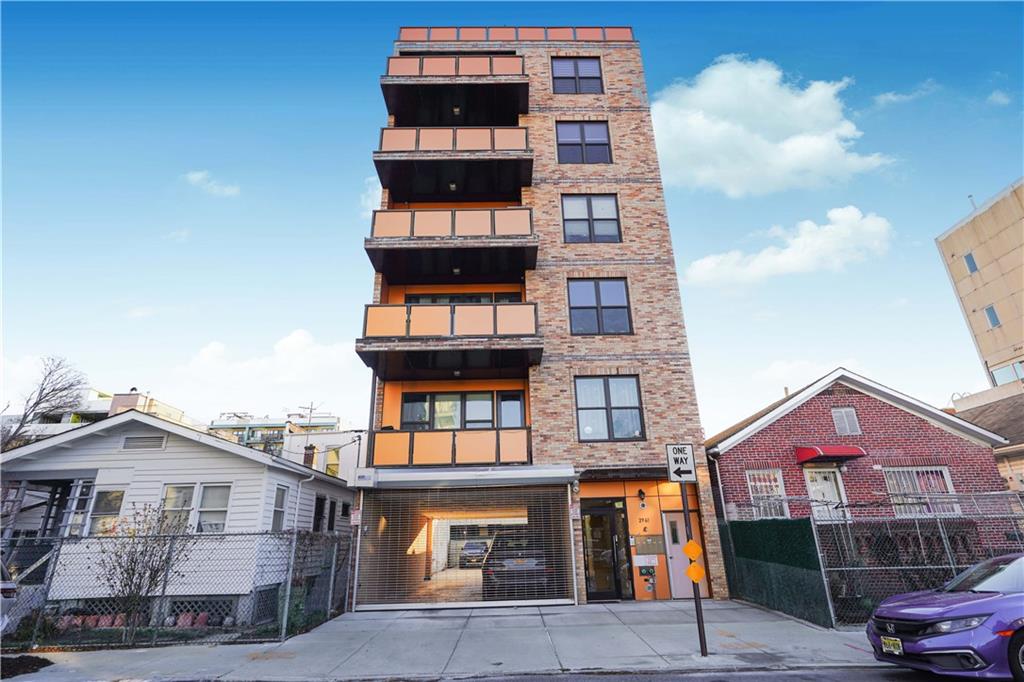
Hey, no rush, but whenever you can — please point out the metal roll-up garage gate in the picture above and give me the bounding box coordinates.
[355,486,575,609]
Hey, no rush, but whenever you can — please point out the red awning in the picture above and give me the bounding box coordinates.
[795,445,867,464]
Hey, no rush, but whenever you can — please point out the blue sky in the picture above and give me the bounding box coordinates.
[3,2,1022,433]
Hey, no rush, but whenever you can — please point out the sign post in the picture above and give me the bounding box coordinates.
[666,444,708,657]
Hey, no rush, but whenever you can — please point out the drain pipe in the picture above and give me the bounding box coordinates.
[280,470,316,640]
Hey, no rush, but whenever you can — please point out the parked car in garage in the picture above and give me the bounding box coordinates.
[481,530,554,601]
[867,553,1024,680]
[459,541,490,568]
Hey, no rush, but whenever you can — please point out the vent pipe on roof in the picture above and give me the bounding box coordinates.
[784,386,790,397]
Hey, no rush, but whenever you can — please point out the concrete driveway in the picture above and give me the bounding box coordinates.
[23,601,883,681]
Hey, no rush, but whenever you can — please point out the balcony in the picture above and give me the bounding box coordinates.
[355,303,543,380]
[365,207,538,283]
[370,427,531,467]
[374,127,532,203]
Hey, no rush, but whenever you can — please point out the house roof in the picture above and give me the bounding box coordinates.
[1,410,349,487]
[705,367,1008,454]
[955,393,1024,449]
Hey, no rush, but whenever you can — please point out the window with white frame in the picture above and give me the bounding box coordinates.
[831,407,861,436]
[88,490,125,536]
[272,486,288,531]
[745,469,789,519]
[160,485,195,532]
[883,467,958,517]
[196,484,231,533]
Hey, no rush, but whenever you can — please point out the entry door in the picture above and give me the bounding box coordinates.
[804,468,849,521]
[582,506,632,601]
[662,512,710,598]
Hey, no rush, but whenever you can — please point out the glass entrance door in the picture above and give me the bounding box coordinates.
[582,500,633,601]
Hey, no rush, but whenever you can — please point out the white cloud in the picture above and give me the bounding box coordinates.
[872,79,939,108]
[986,89,1011,106]
[360,176,382,218]
[182,170,240,198]
[651,55,890,197]
[163,228,191,242]
[685,206,892,286]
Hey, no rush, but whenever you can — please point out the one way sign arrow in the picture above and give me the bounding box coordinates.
[666,444,696,483]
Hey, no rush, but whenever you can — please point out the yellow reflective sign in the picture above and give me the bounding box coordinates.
[683,539,703,560]
[686,562,706,584]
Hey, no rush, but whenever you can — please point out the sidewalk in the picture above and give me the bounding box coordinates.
[21,601,884,681]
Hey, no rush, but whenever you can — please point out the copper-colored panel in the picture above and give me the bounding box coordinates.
[493,128,527,150]
[547,27,574,40]
[496,304,536,335]
[580,481,626,498]
[412,210,452,237]
[399,27,428,41]
[457,56,490,76]
[408,305,451,336]
[412,431,453,464]
[454,209,492,236]
[458,27,487,41]
[498,430,529,463]
[373,432,411,466]
[456,128,492,151]
[518,27,545,40]
[419,128,454,151]
[493,208,531,235]
[429,27,457,41]
[625,481,659,498]
[387,57,421,76]
[488,27,516,40]
[492,56,524,75]
[380,128,417,151]
[627,495,662,535]
[453,305,495,335]
[575,27,604,41]
[455,430,497,464]
[373,211,412,238]
[364,306,408,337]
[422,57,457,76]
[604,27,633,41]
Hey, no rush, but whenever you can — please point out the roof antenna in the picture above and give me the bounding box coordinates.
[968,194,977,210]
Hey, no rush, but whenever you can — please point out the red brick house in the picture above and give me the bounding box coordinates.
[706,368,1008,522]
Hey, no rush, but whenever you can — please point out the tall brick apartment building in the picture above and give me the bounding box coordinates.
[350,25,724,609]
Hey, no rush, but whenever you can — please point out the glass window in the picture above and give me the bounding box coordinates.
[401,394,430,430]
[325,448,340,477]
[498,392,525,428]
[991,361,1024,386]
[433,394,462,429]
[406,292,520,304]
[272,486,288,531]
[561,195,620,243]
[883,467,958,517]
[402,391,525,431]
[313,495,326,532]
[161,485,194,532]
[831,407,861,436]
[88,490,125,536]
[196,484,230,533]
[552,57,603,94]
[984,305,1001,328]
[465,392,494,429]
[328,499,337,531]
[964,252,978,274]
[568,279,632,334]
[745,470,789,519]
[574,376,644,442]
[557,121,611,164]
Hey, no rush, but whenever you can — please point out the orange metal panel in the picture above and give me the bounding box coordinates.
[422,57,457,76]
[626,495,662,535]
[625,481,659,499]
[429,27,457,41]
[412,431,454,465]
[364,306,407,337]
[373,432,411,465]
[372,211,412,238]
[419,128,454,151]
[380,128,417,152]
[454,209,492,236]
[547,27,574,40]
[491,56,524,75]
[387,57,421,76]
[579,481,625,498]
[575,27,604,41]
[458,27,487,41]
[493,128,527,150]
[457,56,491,76]
[499,430,529,463]
[518,27,545,41]
[408,306,451,336]
[493,208,531,235]
[496,305,536,335]
[412,210,453,237]
[455,430,497,464]
[453,305,495,335]
[604,27,633,41]
[456,128,492,151]
[399,27,428,41]
[488,27,516,40]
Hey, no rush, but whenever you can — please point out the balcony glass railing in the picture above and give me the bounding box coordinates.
[371,427,531,466]
[363,303,537,338]
[386,55,525,77]
[371,207,532,239]
[378,127,529,153]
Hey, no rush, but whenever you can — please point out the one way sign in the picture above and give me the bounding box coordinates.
[666,444,696,483]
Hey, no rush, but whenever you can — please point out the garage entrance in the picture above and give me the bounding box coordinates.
[355,486,574,608]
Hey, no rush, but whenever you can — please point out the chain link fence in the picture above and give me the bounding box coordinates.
[1,529,352,651]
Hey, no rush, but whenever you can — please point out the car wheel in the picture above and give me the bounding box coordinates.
[1010,630,1024,682]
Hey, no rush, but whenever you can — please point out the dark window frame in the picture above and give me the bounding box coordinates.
[399,390,526,431]
[327,499,337,531]
[556,121,612,164]
[561,194,621,243]
[573,375,646,443]
[405,292,523,304]
[568,278,633,335]
[551,57,604,94]
[312,495,327,532]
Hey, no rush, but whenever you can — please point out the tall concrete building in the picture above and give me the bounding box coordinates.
[351,26,724,609]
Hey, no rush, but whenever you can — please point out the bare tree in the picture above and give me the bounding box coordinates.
[1,356,87,451]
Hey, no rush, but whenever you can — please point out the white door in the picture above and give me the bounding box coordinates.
[804,468,848,520]
[662,511,710,598]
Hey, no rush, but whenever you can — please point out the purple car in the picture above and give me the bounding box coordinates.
[867,553,1024,679]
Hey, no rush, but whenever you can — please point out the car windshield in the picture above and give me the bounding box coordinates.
[941,556,1024,593]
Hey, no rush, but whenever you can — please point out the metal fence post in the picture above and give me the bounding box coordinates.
[325,537,338,618]
[808,517,838,628]
[279,529,300,641]
[30,536,64,649]
[933,514,958,579]
[151,535,177,645]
